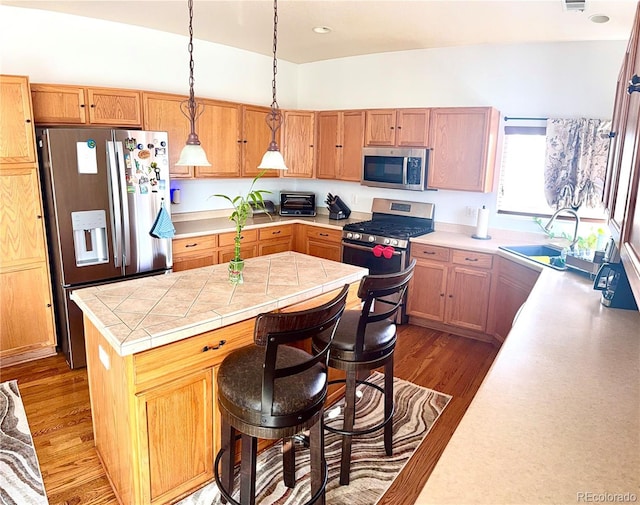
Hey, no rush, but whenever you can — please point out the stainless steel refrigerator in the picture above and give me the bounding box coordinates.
[36,127,173,369]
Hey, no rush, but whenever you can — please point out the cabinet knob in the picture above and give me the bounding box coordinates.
[448,294,453,298]
[90,104,95,108]
[80,104,85,108]
[36,215,42,219]
[25,119,31,124]
[202,340,226,352]
[397,125,402,129]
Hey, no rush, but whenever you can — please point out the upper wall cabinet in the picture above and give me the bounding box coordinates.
[240,105,280,178]
[0,75,36,166]
[31,84,142,127]
[143,92,192,178]
[282,110,315,178]
[193,99,241,178]
[365,108,430,147]
[316,110,365,182]
[144,93,243,179]
[427,107,500,193]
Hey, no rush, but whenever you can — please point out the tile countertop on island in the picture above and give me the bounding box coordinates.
[70,252,367,357]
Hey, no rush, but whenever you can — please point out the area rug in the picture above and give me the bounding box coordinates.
[178,372,451,505]
[0,380,48,505]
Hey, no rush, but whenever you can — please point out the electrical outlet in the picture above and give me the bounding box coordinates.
[465,206,475,217]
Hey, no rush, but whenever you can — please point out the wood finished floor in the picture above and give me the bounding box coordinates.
[0,325,499,505]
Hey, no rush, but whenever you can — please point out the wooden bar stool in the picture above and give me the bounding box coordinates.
[214,285,349,505]
[312,260,416,485]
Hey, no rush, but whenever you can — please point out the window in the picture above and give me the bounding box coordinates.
[497,125,607,220]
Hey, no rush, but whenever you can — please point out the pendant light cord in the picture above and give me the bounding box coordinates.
[271,0,279,110]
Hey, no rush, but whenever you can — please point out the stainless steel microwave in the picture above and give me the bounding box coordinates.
[362,147,429,191]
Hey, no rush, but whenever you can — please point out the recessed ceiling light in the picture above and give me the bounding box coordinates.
[589,14,610,23]
[312,26,332,34]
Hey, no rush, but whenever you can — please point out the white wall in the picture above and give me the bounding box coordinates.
[0,5,628,235]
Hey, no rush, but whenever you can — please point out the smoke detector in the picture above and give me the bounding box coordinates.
[563,0,586,12]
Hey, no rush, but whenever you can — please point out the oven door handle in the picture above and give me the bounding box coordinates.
[343,241,404,256]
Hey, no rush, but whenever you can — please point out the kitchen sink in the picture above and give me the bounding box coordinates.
[499,244,566,270]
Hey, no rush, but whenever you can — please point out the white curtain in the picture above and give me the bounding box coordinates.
[543,118,612,210]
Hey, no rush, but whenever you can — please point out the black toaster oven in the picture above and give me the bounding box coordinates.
[279,191,316,216]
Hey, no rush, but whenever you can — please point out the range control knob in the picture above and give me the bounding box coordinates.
[346,232,353,239]
[368,235,376,242]
[383,238,391,245]
[353,233,361,240]
[392,239,399,246]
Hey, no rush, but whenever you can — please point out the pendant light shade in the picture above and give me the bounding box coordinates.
[176,0,211,167]
[257,148,287,170]
[260,0,287,171]
[177,143,211,167]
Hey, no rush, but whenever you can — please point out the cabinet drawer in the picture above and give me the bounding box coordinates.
[305,226,342,243]
[259,224,293,240]
[452,249,493,269]
[133,319,255,390]
[410,244,450,262]
[218,229,258,247]
[173,235,217,257]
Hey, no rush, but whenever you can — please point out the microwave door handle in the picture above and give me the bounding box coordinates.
[403,156,409,185]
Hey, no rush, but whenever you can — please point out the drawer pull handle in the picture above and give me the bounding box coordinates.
[319,233,329,237]
[202,340,226,352]
[423,251,436,255]
[465,257,479,262]
[185,243,198,248]
[272,230,281,235]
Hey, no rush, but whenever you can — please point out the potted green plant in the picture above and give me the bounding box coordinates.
[214,171,271,283]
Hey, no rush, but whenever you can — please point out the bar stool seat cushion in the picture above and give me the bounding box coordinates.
[218,344,327,428]
[315,310,396,357]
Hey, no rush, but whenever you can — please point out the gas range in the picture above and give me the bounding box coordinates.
[342,198,435,249]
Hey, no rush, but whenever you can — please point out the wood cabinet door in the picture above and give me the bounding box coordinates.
[486,257,539,342]
[365,109,396,146]
[396,108,430,147]
[339,111,365,181]
[0,75,36,165]
[428,107,499,192]
[136,369,214,504]
[86,88,142,126]
[0,168,47,266]
[406,259,447,321]
[445,266,492,332]
[241,105,279,178]
[282,110,315,178]
[30,83,86,124]
[316,111,341,179]
[143,92,193,178]
[0,262,55,356]
[195,100,241,178]
[304,225,343,261]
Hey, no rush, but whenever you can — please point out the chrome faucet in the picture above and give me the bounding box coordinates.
[544,207,580,250]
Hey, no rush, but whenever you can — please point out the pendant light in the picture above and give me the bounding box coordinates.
[176,0,211,167]
[258,0,288,170]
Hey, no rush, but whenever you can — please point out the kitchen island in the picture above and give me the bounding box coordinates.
[70,251,367,505]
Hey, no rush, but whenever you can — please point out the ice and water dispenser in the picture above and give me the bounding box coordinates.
[71,210,109,266]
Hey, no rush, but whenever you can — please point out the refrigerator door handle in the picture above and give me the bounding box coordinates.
[107,141,123,269]
[115,141,132,268]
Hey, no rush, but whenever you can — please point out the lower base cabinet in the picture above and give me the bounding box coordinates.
[486,256,540,342]
[303,225,343,261]
[407,244,493,341]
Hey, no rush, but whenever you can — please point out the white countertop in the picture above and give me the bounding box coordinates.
[70,252,367,357]
[416,262,640,503]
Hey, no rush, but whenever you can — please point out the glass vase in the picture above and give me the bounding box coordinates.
[228,258,244,284]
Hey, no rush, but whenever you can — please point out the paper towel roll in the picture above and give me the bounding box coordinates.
[475,206,489,238]
[171,188,181,204]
